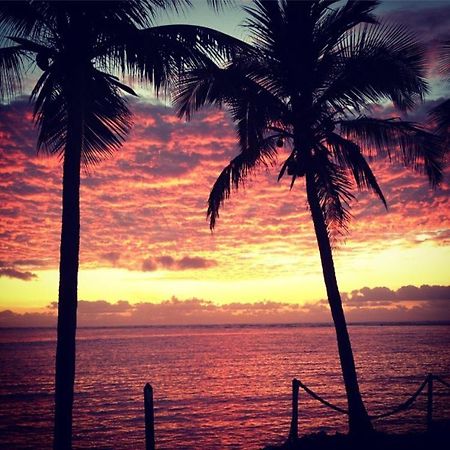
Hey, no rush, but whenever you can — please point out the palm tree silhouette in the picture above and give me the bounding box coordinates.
[175,0,444,436]
[0,1,243,448]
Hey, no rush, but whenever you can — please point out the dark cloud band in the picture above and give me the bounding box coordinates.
[1,284,449,327]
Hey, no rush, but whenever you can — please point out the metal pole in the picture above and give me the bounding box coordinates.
[427,374,433,432]
[144,383,155,450]
[289,378,299,441]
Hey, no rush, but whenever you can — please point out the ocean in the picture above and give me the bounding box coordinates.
[0,323,449,449]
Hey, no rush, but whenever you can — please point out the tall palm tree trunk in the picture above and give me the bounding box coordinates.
[306,172,373,437]
[54,85,83,450]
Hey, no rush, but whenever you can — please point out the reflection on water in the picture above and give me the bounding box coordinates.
[0,324,449,449]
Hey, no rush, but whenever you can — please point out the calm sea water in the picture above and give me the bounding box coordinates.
[0,324,449,449]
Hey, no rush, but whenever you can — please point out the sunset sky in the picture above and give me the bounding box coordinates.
[0,0,449,326]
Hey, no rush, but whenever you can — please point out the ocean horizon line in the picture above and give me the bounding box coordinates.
[1,320,449,330]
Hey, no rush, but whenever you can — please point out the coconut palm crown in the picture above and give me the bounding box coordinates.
[175,0,445,436]
[0,1,245,448]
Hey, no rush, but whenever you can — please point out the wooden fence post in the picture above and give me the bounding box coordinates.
[289,378,299,441]
[144,383,156,450]
[427,374,433,432]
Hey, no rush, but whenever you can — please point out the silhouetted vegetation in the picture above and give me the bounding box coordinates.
[0,1,241,447]
[175,0,445,436]
[264,428,450,450]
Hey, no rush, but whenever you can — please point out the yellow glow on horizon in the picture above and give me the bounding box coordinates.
[0,268,325,310]
[334,242,450,291]
[0,240,448,313]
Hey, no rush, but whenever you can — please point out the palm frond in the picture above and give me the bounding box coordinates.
[428,99,450,139]
[102,73,138,97]
[339,117,444,187]
[96,21,250,99]
[32,69,67,157]
[228,74,286,156]
[50,0,179,29]
[207,161,234,230]
[150,24,251,63]
[315,0,379,55]
[107,24,238,97]
[33,66,132,166]
[437,39,450,81]
[6,36,53,55]
[82,70,133,165]
[313,149,354,235]
[174,61,230,120]
[318,22,428,112]
[326,133,386,207]
[243,0,285,56]
[175,54,287,126]
[0,45,26,101]
[0,1,44,45]
[207,135,278,230]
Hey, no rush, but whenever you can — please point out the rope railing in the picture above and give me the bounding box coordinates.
[296,379,348,415]
[141,374,450,448]
[370,376,429,420]
[434,375,450,390]
[288,373,450,441]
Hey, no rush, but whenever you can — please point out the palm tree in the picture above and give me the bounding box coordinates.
[0,1,243,448]
[174,0,444,436]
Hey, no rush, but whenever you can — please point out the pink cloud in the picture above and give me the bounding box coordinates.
[0,95,447,286]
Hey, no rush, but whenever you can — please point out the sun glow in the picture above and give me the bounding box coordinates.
[1,237,448,315]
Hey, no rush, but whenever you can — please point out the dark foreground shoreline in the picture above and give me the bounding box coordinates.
[263,427,450,450]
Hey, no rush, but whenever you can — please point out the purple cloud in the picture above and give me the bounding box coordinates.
[1,284,449,328]
[142,255,217,271]
[0,267,37,281]
[345,285,450,305]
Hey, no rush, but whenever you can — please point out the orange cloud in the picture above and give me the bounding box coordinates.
[0,96,448,310]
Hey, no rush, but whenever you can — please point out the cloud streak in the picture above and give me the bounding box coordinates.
[0,267,37,281]
[142,255,217,271]
[346,285,450,304]
[1,285,449,327]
